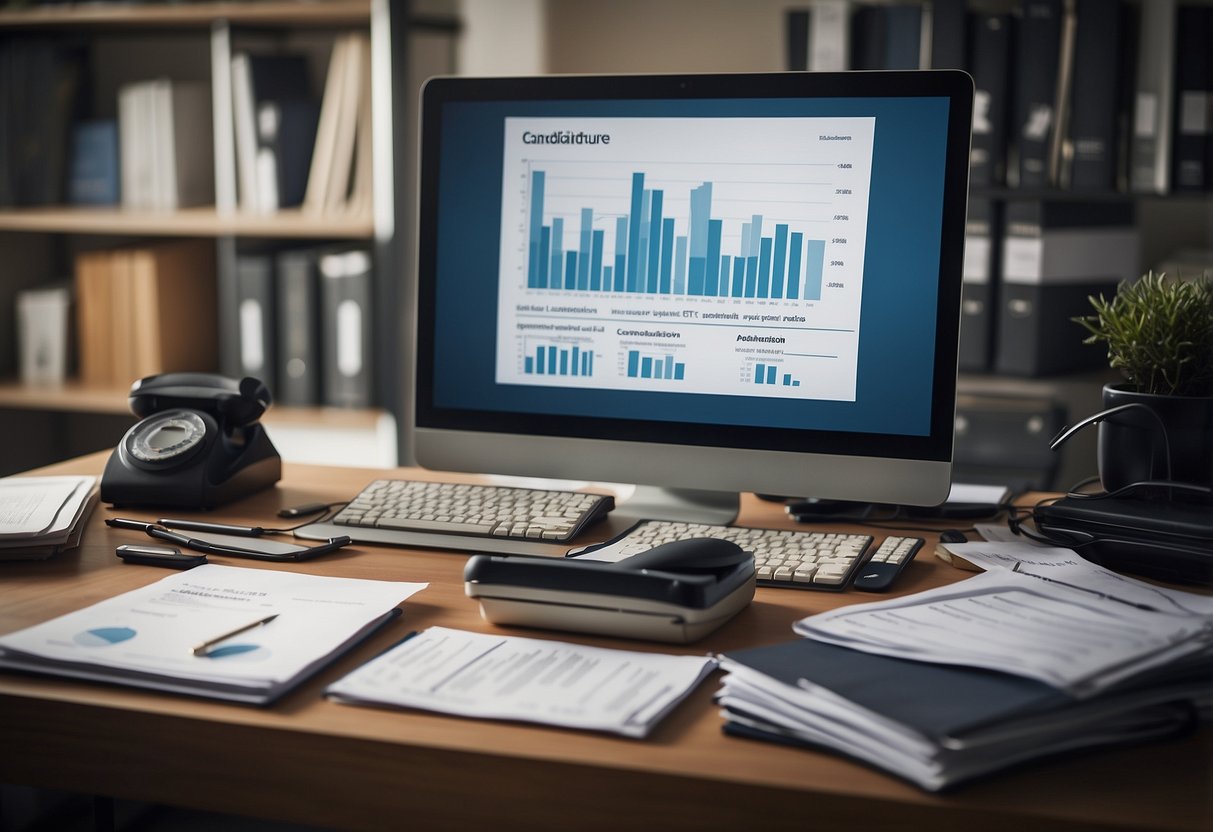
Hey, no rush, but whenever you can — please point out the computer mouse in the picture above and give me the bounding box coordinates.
[621,537,752,573]
[939,529,968,544]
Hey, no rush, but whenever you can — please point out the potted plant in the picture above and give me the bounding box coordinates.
[1071,271,1213,498]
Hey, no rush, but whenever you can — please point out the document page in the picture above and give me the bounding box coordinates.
[326,626,717,737]
[795,569,1213,696]
[0,564,427,689]
[0,476,94,539]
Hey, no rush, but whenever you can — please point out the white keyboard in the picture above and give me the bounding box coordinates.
[330,479,614,543]
[573,520,874,591]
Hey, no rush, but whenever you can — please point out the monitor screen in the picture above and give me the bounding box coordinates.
[414,71,973,523]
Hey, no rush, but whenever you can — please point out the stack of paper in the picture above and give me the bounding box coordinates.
[0,565,427,705]
[326,626,717,738]
[717,546,1213,790]
[0,475,98,561]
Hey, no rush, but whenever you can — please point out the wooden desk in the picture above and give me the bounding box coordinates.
[1,454,1209,832]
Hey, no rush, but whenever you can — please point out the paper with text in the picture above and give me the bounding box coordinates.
[326,626,717,737]
[0,564,426,688]
[795,568,1213,696]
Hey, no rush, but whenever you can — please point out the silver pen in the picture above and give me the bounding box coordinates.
[191,613,278,657]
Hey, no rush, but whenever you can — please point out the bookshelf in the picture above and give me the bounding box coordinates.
[0,0,459,475]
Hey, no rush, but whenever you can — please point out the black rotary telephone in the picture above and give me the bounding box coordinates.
[100,373,282,509]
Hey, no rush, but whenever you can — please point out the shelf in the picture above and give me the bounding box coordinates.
[0,206,373,239]
[0,379,387,429]
[0,1,371,29]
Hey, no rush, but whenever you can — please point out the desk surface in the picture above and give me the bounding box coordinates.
[1,454,1209,832]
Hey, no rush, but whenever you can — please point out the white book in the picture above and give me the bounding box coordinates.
[304,34,352,214]
[118,81,155,210]
[231,52,261,213]
[210,21,238,213]
[324,33,365,214]
[809,1,851,72]
[168,81,216,210]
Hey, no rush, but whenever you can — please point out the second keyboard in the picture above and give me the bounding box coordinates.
[573,520,876,590]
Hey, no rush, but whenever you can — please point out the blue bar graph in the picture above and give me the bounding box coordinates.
[524,343,594,377]
[626,350,685,381]
[524,169,827,302]
[753,364,800,386]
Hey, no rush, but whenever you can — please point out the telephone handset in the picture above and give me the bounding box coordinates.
[100,373,282,509]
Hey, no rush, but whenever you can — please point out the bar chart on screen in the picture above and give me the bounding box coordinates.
[495,116,875,402]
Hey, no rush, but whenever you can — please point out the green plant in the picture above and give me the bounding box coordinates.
[1074,272,1213,397]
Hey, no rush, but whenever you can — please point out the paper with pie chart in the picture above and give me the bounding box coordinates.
[0,564,426,702]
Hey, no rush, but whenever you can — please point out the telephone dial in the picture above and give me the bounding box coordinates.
[100,373,282,509]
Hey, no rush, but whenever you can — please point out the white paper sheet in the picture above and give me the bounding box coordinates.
[326,626,717,737]
[795,566,1213,696]
[0,476,94,540]
[0,564,427,690]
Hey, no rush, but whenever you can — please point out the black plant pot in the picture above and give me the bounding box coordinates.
[1098,383,1213,495]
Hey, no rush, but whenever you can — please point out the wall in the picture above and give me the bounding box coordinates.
[545,0,790,74]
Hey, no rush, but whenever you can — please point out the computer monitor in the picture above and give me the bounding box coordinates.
[413,70,973,525]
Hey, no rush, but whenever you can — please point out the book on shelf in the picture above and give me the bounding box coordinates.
[785,9,810,71]
[957,196,998,373]
[1129,0,1177,194]
[1172,4,1213,192]
[320,247,374,408]
[275,246,323,406]
[808,0,851,72]
[217,250,277,391]
[15,284,72,385]
[67,119,119,206]
[994,199,1140,377]
[1060,0,1130,191]
[304,32,371,217]
[1010,0,1067,189]
[0,38,85,207]
[231,52,320,214]
[967,12,1012,187]
[118,78,214,211]
[925,0,967,71]
[73,241,218,387]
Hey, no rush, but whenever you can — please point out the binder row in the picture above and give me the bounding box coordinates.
[786,0,1213,194]
[0,31,372,215]
[218,245,375,409]
[960,197,1140,377]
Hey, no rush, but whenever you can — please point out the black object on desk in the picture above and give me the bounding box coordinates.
[107,518,351,562]
[1032,495,1213,586]
[100,373,282,510]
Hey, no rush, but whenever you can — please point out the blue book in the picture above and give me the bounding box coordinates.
[68,119,119,205]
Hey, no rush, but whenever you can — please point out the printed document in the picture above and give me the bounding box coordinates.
[795,549,1213,696]
[326,626,717,737]
[0,564,427,703]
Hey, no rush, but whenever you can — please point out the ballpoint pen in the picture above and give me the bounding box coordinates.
[1011,562,1161,612]
[192,613,279,657]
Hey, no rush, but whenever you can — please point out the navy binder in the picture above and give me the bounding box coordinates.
[320,247,374,408]
[275,247,323,406]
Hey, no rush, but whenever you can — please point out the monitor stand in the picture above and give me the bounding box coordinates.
[612,485,740,527]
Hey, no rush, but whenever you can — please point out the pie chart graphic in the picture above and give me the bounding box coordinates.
[74,626,136,647]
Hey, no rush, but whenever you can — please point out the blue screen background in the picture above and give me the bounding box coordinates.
[429,97,949,437]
